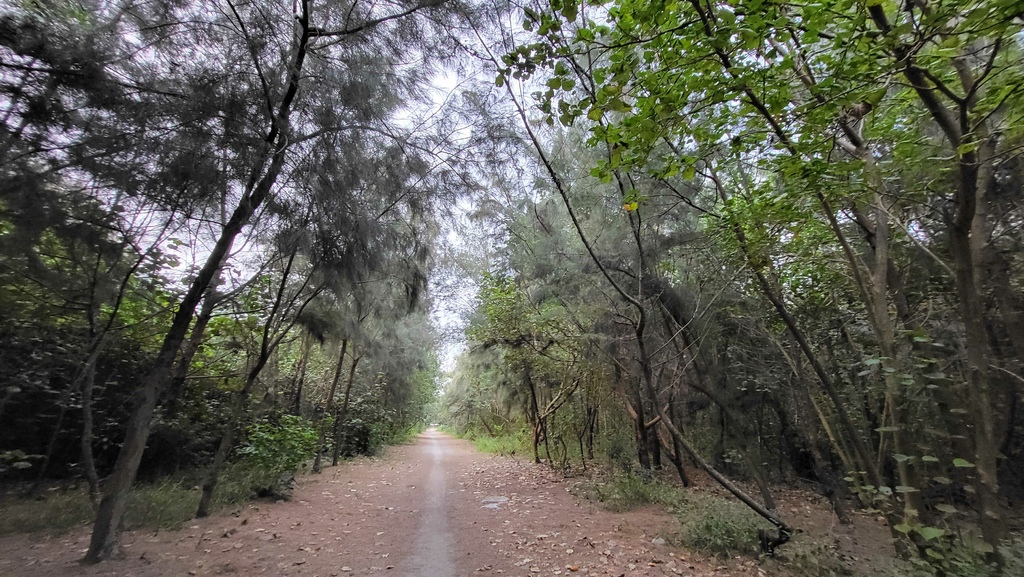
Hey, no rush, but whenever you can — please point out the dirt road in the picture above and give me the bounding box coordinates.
[1,429,715,577]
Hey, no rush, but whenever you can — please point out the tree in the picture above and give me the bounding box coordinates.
[503,0,1022,564]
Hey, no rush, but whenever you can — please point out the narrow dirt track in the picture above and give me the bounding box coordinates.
[1,429,719,577]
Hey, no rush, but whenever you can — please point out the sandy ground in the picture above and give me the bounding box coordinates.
[0,429,726,577]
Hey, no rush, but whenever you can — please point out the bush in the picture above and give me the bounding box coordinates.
[673,492,772,558]
[469,429,530,456]
[238,414,317,476]
[590,471,681,512]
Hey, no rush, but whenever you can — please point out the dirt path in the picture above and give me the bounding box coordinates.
[1,429,721,577]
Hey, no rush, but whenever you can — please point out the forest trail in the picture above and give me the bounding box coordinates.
[1,430,710,577]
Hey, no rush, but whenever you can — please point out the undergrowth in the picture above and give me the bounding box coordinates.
[581,471,772,558]
[465,429,530,456]
[0,459,284,536]
[588,471,680,512]
[672,491,774,558]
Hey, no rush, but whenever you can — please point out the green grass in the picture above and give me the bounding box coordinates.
[673,491,773,558]
[0,460,285,537]
[0,488,96,535]
[581,472,772,559]
[588,471,682,512]
[387,425,426,445]
[467,429,531,457]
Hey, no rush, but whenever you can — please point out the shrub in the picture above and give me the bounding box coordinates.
[470,429,530,456]
[673,492,772,558]
[238,414,317,476]
[591,471,681,512]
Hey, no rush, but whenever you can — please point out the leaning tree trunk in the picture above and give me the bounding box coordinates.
[196,392,246,518]
[83,12,311,559]
[165,287,221,419]
[313,340,348,473]
[332,354,360,466]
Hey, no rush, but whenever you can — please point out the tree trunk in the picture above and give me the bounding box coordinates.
[585,406,596,460]
[28,381,74,497]
[165,288,221,419]
[291,333,311,416]
[313,339,347,473]
[526,368,542,464]
[197,243,312,515]
[80,356,101,510]
[478,414,495,436]
[332,354,360,466]
[950,219,1006,549]
[633,392,652,471]
[657,422,691,487]
[196,394,243,518]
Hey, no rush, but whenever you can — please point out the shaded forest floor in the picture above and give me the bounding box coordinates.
[0,431,904,577]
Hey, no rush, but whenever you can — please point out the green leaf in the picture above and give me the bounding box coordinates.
[918,526,945,541]
[682,165,696,180]
[921,455,939,462]
[894,523,912,534]
[934,504,957,513]
[608,98,631,113]
[953,458,974,468]
[587,107,603,121]
[561,0,578,22]
[972,542,994,554]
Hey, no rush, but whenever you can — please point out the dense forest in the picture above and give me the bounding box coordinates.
[1,0,1022,575]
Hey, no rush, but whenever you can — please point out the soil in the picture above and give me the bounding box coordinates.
[0,429,898,577]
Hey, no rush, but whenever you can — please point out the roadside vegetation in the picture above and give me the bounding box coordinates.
[442,2,1024,576]
[2,1,1022,575]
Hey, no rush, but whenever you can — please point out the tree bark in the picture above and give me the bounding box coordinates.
[80,356,102,510]
[313,339,347,473]
[165,288,221,419]
[332,353,360,466]
[291,333,311,415]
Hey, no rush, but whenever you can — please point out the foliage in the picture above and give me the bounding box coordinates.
[238,415,317,477]
[447,0,1024,565]
[673,492,773,558]
[0,458,287,536]
[467,428,532,457]
[587,472,680,513]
